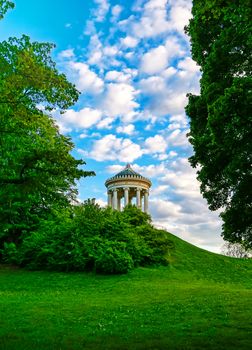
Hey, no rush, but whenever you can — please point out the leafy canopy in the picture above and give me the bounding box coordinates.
[185,0,252,247]
[0,20,94,243]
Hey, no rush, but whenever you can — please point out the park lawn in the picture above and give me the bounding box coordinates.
[0,233,251,350]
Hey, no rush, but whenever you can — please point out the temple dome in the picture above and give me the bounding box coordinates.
[105,164,151,187]
[105,164,151,212]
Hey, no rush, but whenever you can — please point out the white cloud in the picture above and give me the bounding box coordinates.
[121,36,139,48]
[139,75,166,94]
[178,56,200,73]
[166,128,189,147]
[128,162,168,178]
[101,83,139,117]
[111,5,123,22]
[150,198,181,218]
[130,0,170,38]
[105,70,132,83]
[87,34,103,66]
[58,49,74,58]
[119,0,191,39]
[169,113,188,128]
[168,1,192,34]
[60,108,102,130]
[141,37,185,74]
[103,45,119,57]
[141,45,168,74]
[97,117,114,129]
[67,61,104,94]
[112,4,123,17]
[93,0,110,22]
[88,134,143,162]
[145,135,167,153]
[116,124,135,135]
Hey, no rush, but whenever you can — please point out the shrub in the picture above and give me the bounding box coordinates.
[94,240,134,274]
[2,203,174,274]
[1,242,19,264]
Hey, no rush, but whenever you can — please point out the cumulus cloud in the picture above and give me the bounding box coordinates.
[60,108,102,130]
[66,61,104,94]
[148,158,223,251]
[140,37,185,74]
[111,4,123,18]
[58,48,75,59]
[101,83,139,117]
[166,128,189,148]
[116,124,135,135]
[121,36,139,48]
[93,0,110,22]
[119,0,192,39]
[168,0,192,34]
[145,135,167,153]
[139,55,200,117]
[105,70,134,83]
[88,134,144,162]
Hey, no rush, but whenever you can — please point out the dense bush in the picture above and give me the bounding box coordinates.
[0,203,174,274]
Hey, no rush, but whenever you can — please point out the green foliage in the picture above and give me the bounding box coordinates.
[185,0,252,246]
[0,0,14,20]
[0,242,19,264]
[0,34,94,245]
[13,204,173,274]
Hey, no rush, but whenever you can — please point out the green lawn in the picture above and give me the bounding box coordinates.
[1,233,252,350]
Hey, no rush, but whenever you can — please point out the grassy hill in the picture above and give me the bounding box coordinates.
[0,232,251,350]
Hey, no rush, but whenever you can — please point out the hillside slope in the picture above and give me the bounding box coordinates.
[0,233,251,350]
[166,232,252,285]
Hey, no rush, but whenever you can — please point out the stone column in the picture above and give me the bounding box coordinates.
[113,189,118,210]
[124,187,129,207]
[107,191,112,207]
[136,188,141,209]
[144,190,149,213]
[117,196,121,211]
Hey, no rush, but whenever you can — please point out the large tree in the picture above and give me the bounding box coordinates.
[0,31,94,243]
[185,0,252,247]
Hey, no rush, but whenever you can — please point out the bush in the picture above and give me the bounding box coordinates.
[94,240,134,274]
[1,242,19,264]
[3,203,174,274]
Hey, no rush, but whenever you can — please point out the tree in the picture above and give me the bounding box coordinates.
[221,242,251,259]
[185,0,252,247]
[0,33,94,243]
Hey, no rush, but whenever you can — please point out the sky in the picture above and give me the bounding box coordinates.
[0,0,225,252]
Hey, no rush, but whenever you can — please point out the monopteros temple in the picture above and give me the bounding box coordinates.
[105,164,151,212]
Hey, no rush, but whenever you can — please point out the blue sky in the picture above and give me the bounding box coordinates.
[1,0,224,252]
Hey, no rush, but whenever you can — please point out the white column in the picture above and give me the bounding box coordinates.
[124,187,129,207]
[144,191,149,213]
[108,191,112,207]
[117,196,121,211]
[136,188,141,209]
[113,189,118,210]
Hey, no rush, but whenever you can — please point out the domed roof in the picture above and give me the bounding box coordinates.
[105,164,151,187]
[115,163,142,177]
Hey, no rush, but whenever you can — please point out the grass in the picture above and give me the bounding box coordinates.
[0,233,252,349]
